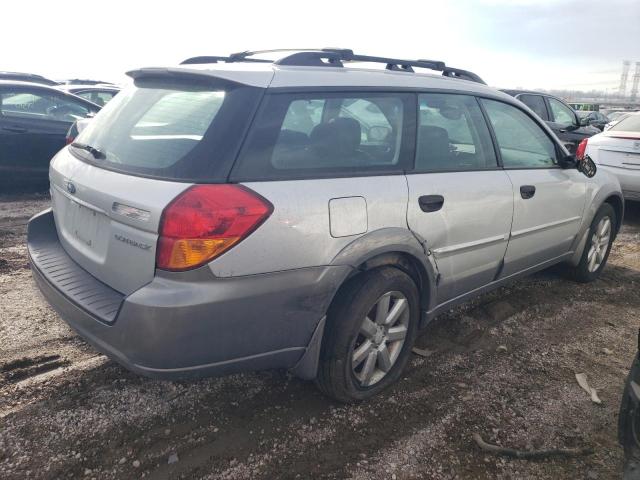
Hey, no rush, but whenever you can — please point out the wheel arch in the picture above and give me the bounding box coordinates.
[604,193,624,238]
[292,228,437,380]
[328,228,437,323]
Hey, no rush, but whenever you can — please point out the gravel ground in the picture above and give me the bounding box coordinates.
[0,193,639,480]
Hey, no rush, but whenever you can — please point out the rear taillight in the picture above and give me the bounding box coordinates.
[576,138,588,160]
[156,185,273,271]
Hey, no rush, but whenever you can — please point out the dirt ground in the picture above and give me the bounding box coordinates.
[0,193,639,480]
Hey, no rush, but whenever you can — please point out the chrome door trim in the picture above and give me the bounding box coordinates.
[510,216,582,238]
[432,233,509,257]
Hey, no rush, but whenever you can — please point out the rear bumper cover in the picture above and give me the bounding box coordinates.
[29,209,349,380]
[600,165,640,200]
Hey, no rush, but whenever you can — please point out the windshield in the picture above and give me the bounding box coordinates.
[72,78,262,181]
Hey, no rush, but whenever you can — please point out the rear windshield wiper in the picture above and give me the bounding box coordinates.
[71,142,106,160]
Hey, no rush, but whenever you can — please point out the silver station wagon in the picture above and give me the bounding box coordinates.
[28,49,623,402]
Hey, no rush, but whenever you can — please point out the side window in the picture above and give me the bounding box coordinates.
[416,93,497,172]
[481,99,558,169]
[0,90,93,122]
[280,99,324,135]
[547,98,575,126]
[518,94,549,121]
[77,90,117,107]
[235,93,410,178]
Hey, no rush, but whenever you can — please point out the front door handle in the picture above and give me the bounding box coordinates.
[1,126,28,133]
[418,195,445,212]
[520,185,536,199]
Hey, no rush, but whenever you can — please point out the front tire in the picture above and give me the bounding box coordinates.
[316,267,420,403]
[565,203,616,283]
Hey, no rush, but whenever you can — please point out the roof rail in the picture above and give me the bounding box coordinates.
[180,55,271,65]
[179,49,485,84]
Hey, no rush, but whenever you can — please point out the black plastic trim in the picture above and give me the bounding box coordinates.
[28,210,124,325]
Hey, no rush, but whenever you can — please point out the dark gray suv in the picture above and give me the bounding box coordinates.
[501,90,600,153]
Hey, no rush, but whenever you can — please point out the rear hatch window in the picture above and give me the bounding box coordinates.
[71,77,263,182]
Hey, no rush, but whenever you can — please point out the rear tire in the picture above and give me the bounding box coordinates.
[564,203,616,283]
[620,365,640,479]
[316,267,419,403]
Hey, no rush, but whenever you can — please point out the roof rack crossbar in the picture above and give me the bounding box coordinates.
[179,49,485,84]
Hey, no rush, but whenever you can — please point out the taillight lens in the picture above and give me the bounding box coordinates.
[576,138,588,160]
[156,185,273,271]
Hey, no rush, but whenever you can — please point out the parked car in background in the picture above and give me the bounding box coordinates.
[0,71,58,86]
[28,49,623,402]
[65,117,92,145]
[501,89,600,153]
[581,112,640,201]
[0,81,100,188]
[60,78,115,86]
[56,84,120,107]
[578,110,610,131]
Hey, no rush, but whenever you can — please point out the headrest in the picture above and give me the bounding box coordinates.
[418,125,449,143]
[311,117,361,153]
[277,129,309,147]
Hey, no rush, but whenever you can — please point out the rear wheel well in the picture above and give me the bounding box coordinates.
[604,195,623,238]
[329,252,430,321]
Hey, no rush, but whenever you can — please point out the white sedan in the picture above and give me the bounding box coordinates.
[580,112,640,201]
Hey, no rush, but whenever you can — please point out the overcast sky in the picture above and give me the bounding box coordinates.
[3,0,639,91]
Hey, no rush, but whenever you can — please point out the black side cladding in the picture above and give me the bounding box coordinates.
[28,210,123,325]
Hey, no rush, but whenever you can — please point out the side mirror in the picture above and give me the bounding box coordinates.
[579,116,590,127]
[561,153,596,177]
[577,155,597,178]
[367,125,391,142]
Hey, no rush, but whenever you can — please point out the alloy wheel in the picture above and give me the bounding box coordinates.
[587,216,611,273]
[351,291,410,387]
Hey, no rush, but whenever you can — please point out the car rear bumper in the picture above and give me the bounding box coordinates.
[28,209,349,380]
[599,165,640,200]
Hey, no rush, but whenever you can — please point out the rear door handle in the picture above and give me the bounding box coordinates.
[520,185,536,199]
[1,126,28,133]
[418,195,445,212]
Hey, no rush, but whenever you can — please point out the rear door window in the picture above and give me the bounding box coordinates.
[71,78,263,181]
[416,93,497,171]
[518,94,549,121]
[232,92,414,180]
[76,90,118,106]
